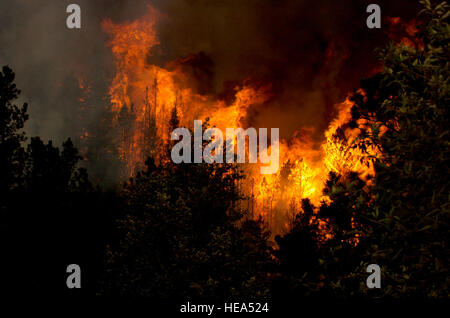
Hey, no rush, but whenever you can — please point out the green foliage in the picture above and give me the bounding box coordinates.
[351,0,450,298]
[275,1,449,299]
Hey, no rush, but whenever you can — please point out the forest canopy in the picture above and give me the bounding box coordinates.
[0,0,448,304]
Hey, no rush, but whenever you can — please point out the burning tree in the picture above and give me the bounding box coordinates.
[102,128,274,298]
[99,4,382,236]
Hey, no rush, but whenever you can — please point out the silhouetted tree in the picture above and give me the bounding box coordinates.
[275,1,450,300]
[0,66,28,193]
[344,1,450,298]
[102,123,274,299]
[0,65,113,296]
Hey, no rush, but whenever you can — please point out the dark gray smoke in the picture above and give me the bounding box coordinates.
[0,0,419,181]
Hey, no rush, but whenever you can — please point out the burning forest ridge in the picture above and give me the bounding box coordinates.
[95,5,381,235]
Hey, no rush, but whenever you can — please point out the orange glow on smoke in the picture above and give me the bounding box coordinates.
[386,17,424,49]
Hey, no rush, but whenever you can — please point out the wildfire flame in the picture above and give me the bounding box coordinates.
[101,6,377,235]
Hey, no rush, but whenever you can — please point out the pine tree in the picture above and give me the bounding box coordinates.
[0,66,28,192]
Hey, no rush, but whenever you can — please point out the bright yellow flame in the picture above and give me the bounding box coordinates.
[101,6,378,236]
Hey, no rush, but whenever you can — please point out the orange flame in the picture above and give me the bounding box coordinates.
[101,6,378,235]
[250,96,379,235]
